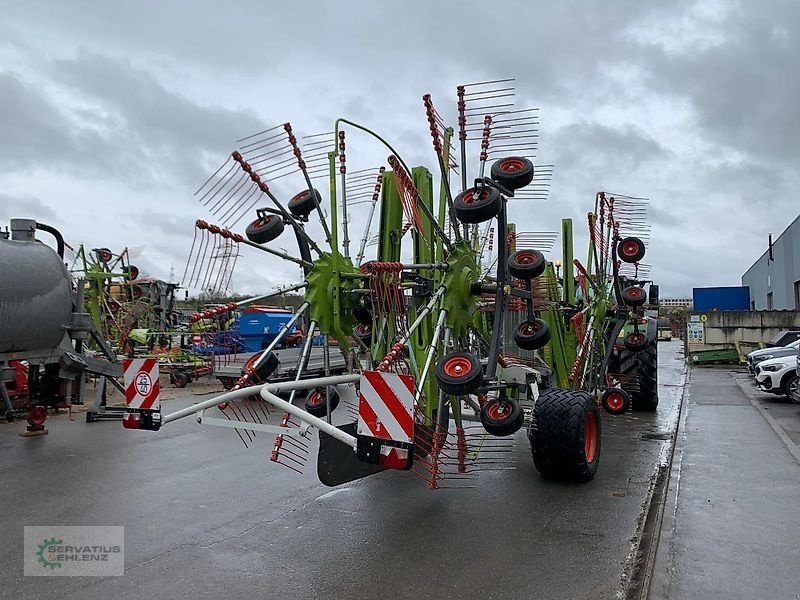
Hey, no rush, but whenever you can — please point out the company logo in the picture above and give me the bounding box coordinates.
[25,526,125,576]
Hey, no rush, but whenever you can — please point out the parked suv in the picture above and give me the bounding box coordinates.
[755,355,799,398]
[794,343,800,403]
[747,339,800,374]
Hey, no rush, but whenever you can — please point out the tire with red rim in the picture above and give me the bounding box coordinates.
[621,286,646,307]
[453,187,503,224]
[304,387,340,417]
[490,156,534,191]
[513,318,551,350]
[353,323,372,344]
[508,249,546,279]
[528,388,601,482]
[246,215,284,243]
[173,371,189,388]
[288,189,322,217]
[623,331,648,352]
[97,248,113,263]
[480,397,524,436]
[244,351,280,382]
[435,351,483,395]
[124,265,140,280]
[26,406,48,428]
[601,388,630,415]
[617,236,646,263]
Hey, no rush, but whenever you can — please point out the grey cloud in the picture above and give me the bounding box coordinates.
[0,192,57,222]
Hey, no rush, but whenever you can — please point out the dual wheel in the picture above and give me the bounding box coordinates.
[452,156,535,224]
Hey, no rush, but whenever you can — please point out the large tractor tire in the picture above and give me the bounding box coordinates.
[528,388,601,483]
[620,340,658,411]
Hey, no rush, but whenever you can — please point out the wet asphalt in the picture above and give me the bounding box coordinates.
[1,342,686,600]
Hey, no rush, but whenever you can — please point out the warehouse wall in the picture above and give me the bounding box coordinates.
[742,214,800,310]
[700,310,800,346]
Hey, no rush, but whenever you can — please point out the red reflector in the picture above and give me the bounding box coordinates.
[378,446,411,470]
[122,413,142,429]
[639,319,648,324]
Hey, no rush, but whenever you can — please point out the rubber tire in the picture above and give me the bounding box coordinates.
[246,215,284,244]
[601,388,631,415]
[490,156,534,191]
[97,248,113,263]
[288,189,322,217]
[621,286,647,307]
[353,323,372,344]
[353,303,372,326]
[304,387,340,418]
[480,397,524,437]
[508,249,546,279]
[623,331,649,352]
[782,372,799,399]
[245,351,280,382]
[513,319,551,350]
[5,410,15,423]
[173,371,189,388]
[124,265,140,280]
[528,388,601,482]
[617,237,646,263]
[435,351,483,396]
[453,187,503,224]
[648,284,659,307]
[620,340,658,411]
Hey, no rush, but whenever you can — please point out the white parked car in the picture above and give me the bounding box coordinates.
[747,338,800,374]
[754,355,799,398]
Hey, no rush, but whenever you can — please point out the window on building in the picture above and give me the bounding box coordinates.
[767,292,773,310]
[795,280,800,310]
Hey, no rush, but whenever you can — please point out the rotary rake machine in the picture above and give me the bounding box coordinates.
[125,79,648,487]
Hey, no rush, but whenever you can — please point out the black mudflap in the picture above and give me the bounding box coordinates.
[317,422,386,486]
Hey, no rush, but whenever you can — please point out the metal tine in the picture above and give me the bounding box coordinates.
[238,128,285,150]
[242,138,292,163]
[210,174,251,216]
[195,156,234,196]
[198,163,239,205]
[236,123,284,144]
[460,77,516,88]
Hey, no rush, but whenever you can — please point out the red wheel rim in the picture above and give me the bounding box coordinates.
[585,412,598,462]
[627,333,645,345]
[622,241,640,257]
[443,356,473,378]
[627,288,643,298]
[290,191,310,206]
[606,392,624,411]
[486,402,509,421]
[356,324,370,335]
[518,321,540,336]
[498,158,525,173]
[514,250,540,265]
[307,391,325,407]
[464,188,491,205]
[27,406,47,427]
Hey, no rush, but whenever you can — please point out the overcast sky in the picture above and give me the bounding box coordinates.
[1,0,798,298]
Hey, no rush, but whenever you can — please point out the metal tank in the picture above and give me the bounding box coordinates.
[0,219,73,353]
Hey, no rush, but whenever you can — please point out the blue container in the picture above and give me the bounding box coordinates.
[692,286,751,312]
[238,309,297,352]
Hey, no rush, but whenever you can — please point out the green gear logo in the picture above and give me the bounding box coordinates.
[36,538,63,569]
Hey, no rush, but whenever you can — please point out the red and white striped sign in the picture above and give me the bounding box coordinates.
[357,371,415,443]
[123,358,161,410]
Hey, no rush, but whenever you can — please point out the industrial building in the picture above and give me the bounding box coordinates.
[742,215,800,310]
[660,297,693,309]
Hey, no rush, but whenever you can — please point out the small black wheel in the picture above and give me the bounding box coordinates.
[490,156,534,191]
[453,187,503,224]
[244,351,280,382]
[480,397,524,437]
[435,351,483,395]
[353,303,372,326]
[648,284,659,307]
[304,387,340,417]
[508,249,546,279]
[288,189,322,217]
[246,215,284,244]
[623,331,648,352]
[601,388,631,415]
[124,265,140,280]
[353,323,372,344]
[617,236,646,263]
[96,248,113,263]
[513,319,551,350]
[173,371,189,388]
[621,286,647,307]
[529,388,601,482]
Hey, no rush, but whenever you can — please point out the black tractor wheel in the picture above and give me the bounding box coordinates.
[453,187,503,224]
[620,340,658,411]
[490,156,534,191]
[601,388,631,415]
[480,397,524,437]
[528,388,601,482]
[246,215,284,244]
[435,351,483,395]
[288,189,322,217]
[304,387,340,418]
[508,249,546,279]
[173,371,189,389]
[623,331,649,352]
[513,319,551,350]
[648,284,659,307]
[353,323,372,344]
[124,265,140,280]
[617,236,646,263]
[621,286,647,307]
